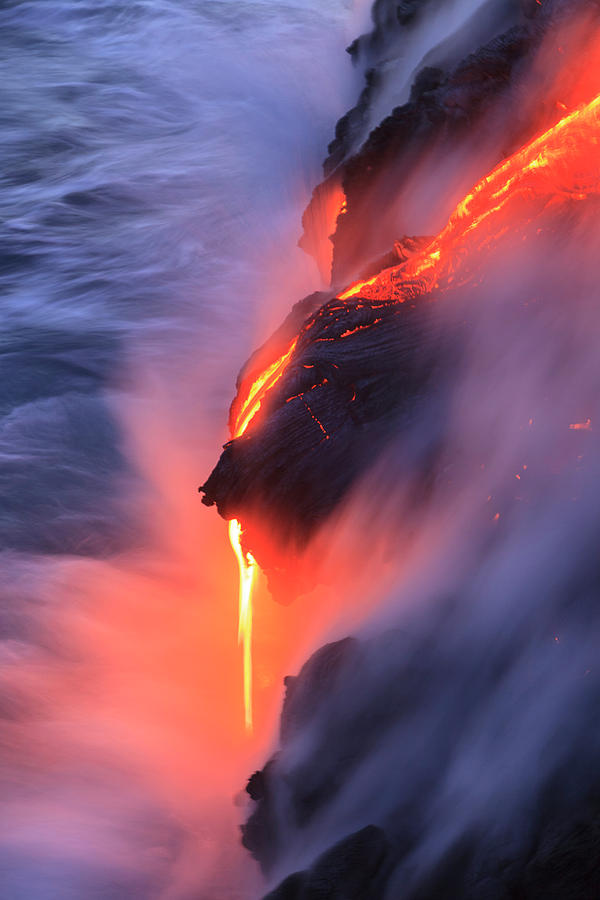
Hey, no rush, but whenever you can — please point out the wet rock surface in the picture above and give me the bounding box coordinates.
[262,826,391,900]
[246,600,600,899]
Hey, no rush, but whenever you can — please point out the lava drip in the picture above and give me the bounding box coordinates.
[227,339,302,729]
[228,518,256,732]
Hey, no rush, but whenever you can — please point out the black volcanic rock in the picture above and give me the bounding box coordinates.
[260,812,600,899]
[280,638,359,745]
[263,871,305,900]
[302,0,600,286]
[246,567,600,899]
[314,24,537,286]
[200,277,444,589]
[322,0,526,177]
[202,0,600,592]
[263,826,391,900]
[202,193,600,589]
[243,639,362,873]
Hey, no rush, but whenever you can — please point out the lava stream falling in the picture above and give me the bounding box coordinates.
[228,518,257,732]
[227,340,299,731]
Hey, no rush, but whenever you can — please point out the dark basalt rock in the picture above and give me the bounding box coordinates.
[317,24,537,286]
[205,0,600,590]
[263,826,391,900]
[242,760,282,873]
[322,0,518,176]
[264,871,305,900]
[280,638,359,745]
[201,197,600,589]
[200,276,445,589]
[245,576,600,899]
[242,639,361,872]
[242,631,421,881]
[260,813,600,899]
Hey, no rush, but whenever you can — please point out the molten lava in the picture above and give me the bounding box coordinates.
[231,339,298,438]
[336,93,600,305]
[228,340,300,731]
[347,93,600,341]
[228,518,257,732]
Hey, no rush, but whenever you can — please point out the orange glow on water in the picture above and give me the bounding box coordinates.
[228,518,257,732]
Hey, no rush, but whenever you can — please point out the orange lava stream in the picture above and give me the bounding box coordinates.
[338,93,600,303]
[228,340,298,732]
[228,518,257,732]
[232,339,298,438]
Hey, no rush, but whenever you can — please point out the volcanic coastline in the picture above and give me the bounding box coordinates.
[200,0,600,895]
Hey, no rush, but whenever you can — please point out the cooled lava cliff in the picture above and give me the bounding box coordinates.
[201,2,600,590]
[200,0,600,895]
[239,86,600,887]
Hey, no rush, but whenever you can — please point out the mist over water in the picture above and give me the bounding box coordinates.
[0,1,360,896]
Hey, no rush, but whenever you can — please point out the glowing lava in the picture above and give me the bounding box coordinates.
[228,93,600,457]
[337,93,600,305]
[228,518,257,732]
[232,339,298,438]
[227,339,301,731]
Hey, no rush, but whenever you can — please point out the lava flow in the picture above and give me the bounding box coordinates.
[231,339,298,438]
[228,343,298,731]
[228,518,257,731]
[220,91,600,731]
[337,92,600,305]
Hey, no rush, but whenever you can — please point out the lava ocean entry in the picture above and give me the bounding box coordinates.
[7,0,600,895]
[201,0,600,895]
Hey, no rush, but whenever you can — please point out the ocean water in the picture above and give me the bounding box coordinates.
[0,0,361,555]
[0,1,358,897]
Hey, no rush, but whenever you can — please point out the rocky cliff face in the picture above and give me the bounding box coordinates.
[202,0,600,591]
[201,1,600,587]
[302,0,600,289]
[200,0,600,895]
